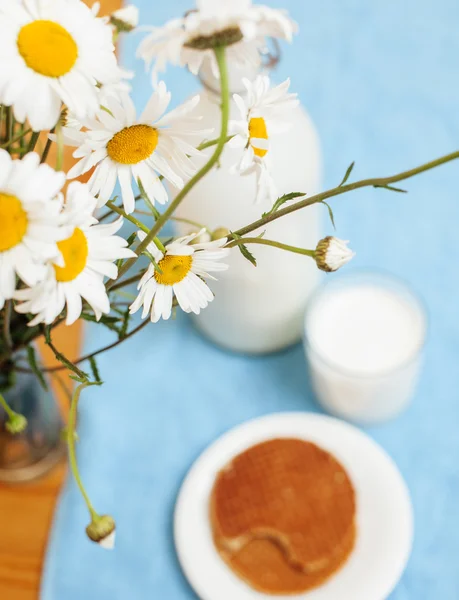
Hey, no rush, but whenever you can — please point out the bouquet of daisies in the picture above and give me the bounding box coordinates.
[0,0,456,547]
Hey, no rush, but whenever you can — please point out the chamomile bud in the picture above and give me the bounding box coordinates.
[5,412,27,435]
[211,227,230,241]
[315,237,355,272]
[110,5,139,33]
[86,515,116,550]
[191,230,211,245]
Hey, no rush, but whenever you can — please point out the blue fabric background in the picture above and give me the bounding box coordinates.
[41,1,459,598]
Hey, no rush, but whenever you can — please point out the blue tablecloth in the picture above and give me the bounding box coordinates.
[41,0,459,598]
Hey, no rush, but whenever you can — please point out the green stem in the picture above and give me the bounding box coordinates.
[106,201,149,234]
[18,120,26,153]
[67,382,99,521]
[134,208,156,216]
[106,201,166,252]
[97,206,117,223]
[6,108,13,151]
[55,123,64,171]
[137,178,160,219]
[227,237,316,258]
[0,392,15,420]
[197,134,234,151]
[109,272,143,292]
[0,105,4,144]
[2,300,13,351]
[19,319,150,374]
[0,127,32,150]
[40,129,54,164]
[27,131,40,154]
[171,216,211,233]
[44,329,88,380]
[233,150,459,238]
[135,211,211,235]
[111,45,230,287]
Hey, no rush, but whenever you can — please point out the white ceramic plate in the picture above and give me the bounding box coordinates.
[174,413,413,600]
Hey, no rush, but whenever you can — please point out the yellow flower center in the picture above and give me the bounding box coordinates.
[154,255,193,286]
[249,117,269,158]
[107,125,159,165]
[17,20,78,78]
[0,194,28,252]
[54,227,88,282]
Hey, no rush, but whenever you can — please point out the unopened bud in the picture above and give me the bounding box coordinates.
[110,5,139,32]
[5,413,27,435]
[86,515,116,550]
[191,230,211,244]
[315,236,355,272]
[212,227,230,241]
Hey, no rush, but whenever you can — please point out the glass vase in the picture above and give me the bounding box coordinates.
[0,369,65,482]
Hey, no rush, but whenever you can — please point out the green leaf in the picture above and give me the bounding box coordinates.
[68,374,87,384]
[55,352,89,380]
[80,312,121,335]
[26,346,48,391]
[339,161,355,186]
[125,232,137,249]
[322,201,336,229]
[231,231,257,267]
[89,356,102,384]
[239,243,257,267]
[374,184,407,193]
[262,192,306,218]
[80,313,119,325]
[142,250,163,274]
[43,326,89,381]
[137,178,160,219]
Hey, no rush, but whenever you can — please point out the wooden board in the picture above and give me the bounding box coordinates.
[0,1,122,598]
[0,322,81,600]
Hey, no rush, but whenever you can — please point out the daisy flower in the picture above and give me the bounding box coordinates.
[137,0,297,81]
[129,230,229,323]
[0,149,69,309]
[228,75,299,203]
[0,0,122,131]
[14,182,135,326]
[64,83,206,215]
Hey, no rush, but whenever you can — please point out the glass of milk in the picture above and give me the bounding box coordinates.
[304,271,427,424]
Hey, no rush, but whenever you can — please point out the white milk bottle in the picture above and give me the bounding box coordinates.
[173,60,322,353]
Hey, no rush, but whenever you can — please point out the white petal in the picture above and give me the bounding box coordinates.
[117,166,135,214]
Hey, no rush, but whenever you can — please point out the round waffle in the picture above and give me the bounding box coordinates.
[210,438,356,573]
[223,523,356,595]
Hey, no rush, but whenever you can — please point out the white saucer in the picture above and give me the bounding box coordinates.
[174,413,413,600]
